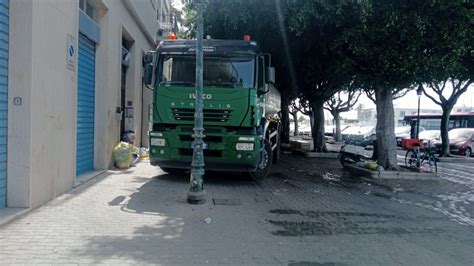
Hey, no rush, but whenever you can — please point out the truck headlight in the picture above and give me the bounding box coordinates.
[150,132,163,137]
[151,138,166,146]
[236,143,254,151]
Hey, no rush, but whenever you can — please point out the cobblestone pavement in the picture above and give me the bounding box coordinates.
[1,153,474,265]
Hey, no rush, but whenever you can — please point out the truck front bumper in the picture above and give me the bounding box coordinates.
[150,157,258,172]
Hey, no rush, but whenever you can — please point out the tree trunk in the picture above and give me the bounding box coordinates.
[280,99,290,144]
[333,111,342,142]
[375,89,398,170]
[310,101,327,152]
[439,105,454,157]
[292,112,299,136]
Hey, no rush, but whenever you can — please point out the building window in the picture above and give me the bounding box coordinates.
[80,0,96,20]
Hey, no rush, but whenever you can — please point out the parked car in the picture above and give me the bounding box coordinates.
[395,126,425,146]
[325,125,336,137]
[433,128,474,157]
[325,125,350,137]
[341,126,376,147]
[298,124,311,136]
[418,130,441,148]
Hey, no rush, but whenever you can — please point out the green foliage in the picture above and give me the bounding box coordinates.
[287,0,363,101]
[297,116,306,123]
[415,0,473,84]
[342,1,425,91]
[180,3,197,39]
[183,0,298,99]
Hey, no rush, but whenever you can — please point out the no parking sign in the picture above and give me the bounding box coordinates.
[67,34,75,71]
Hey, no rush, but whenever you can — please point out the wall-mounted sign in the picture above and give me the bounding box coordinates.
[13,97,22,106]
[67,34,76,71]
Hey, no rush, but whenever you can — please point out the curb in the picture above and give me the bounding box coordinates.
[436,157,474,163]
[343,164,439,180]
[0,208,32,228]
[305,152,340,158]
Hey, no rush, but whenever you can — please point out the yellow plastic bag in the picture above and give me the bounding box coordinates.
[113,141,132,169]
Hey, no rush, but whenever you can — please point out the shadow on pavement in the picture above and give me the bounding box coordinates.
[72,170,260,263]
[154,171,255,186]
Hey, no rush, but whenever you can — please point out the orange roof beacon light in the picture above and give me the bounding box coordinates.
[243,34,251,41]
[167,32,177,40]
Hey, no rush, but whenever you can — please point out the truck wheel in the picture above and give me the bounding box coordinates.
[273,136,281,164]
[249,139,273,180]
[161,167,187,175]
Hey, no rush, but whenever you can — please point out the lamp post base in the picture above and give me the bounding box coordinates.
[186,190,207,204]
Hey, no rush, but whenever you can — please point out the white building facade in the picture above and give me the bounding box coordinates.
[357,107,443,127]
[2,0,172,209]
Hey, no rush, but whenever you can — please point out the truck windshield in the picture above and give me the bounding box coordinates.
[159,55,255,88]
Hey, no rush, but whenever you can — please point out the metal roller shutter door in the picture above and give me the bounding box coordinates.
[76,33,96,176]
[0,0,8,208]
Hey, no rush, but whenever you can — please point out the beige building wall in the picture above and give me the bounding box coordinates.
[94,0,156,170]
[7,0,158,208]
[8,0,79,207]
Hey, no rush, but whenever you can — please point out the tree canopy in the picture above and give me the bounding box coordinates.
[181,0,473,167]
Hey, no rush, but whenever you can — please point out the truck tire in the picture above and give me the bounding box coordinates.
[161,167,187,175]
[249,139,273,180]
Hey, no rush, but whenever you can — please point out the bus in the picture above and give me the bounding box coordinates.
[403,113,474,134]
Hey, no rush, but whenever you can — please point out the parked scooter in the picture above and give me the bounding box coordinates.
[339,144,372,165]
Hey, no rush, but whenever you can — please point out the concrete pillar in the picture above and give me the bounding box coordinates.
[7,0,34,207]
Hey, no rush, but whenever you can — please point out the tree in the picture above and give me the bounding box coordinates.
[298,116,306,123]
[280,96,292,144]
[415,0,473,157]
[343,1,428,170]
[289,100,300,136]
[287,0,361,152]
[324,90,362,142]
[422,80,473,156]
[295,96,314,137]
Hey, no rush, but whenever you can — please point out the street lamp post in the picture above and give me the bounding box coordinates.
[416,85,423,139]
[187,0,207,204]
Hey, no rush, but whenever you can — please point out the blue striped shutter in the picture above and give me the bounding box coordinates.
[0,0,8,208]
[76,33,96,176]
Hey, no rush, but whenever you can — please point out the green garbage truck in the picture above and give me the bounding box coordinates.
[143,37,281,178]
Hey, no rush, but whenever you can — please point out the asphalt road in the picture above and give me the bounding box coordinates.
[397,149,474,226]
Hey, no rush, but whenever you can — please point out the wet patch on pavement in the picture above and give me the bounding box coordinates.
[268,209,439,237]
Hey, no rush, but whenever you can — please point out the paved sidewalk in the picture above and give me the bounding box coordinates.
[1,155,474,265]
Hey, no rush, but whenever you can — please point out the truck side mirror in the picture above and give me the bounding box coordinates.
[266,67,275,84]
[143,63,153,86]
[257,84,269,96]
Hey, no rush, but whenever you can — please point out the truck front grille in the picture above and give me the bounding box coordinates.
[179,135,223,143]
[179,148,222,157]
[172,108,232,122]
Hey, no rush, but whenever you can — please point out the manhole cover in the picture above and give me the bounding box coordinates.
[212,198,241,205]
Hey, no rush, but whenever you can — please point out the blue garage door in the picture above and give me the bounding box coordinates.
[76,33,96,176]
[0,0,8,208]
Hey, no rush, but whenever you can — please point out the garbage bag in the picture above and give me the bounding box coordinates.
[139,147,149,159]
[131,145,139,155]
[113,141,132,169]
[130,145,140,166]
